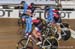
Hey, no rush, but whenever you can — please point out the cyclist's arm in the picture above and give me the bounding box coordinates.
[22,16,25,22]
[23,2,28,13]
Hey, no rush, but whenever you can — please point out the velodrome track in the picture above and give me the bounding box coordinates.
[0,18,75,49]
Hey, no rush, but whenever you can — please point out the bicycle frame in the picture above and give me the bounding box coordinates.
[23,35,39,48]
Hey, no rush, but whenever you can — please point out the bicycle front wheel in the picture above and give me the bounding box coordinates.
[42,37,58,49]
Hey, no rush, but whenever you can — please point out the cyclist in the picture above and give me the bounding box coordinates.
[46,7,62,40]
[21,1,33,37]
[32,18,43,45]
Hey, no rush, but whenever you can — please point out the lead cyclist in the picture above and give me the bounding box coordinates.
[21,1,33,37]
[46,7,62,40]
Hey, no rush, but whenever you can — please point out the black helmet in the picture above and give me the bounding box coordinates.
[31,3,35,6]
[21,1,25,4]
[45,6,50,11]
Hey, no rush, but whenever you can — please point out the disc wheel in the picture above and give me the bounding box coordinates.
[61,30,71,41]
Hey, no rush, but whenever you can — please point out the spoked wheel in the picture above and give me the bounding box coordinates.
[42,37,58,49]
[16,38,33,49]
[55,33,60,40]
[61,30,71,41]
[50,38,58,49]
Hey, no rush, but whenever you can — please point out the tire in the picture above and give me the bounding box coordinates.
[61,30,71,41]
[17,39,33,49]
[42,37,58,49]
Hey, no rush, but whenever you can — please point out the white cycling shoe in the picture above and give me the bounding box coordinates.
[24,33,29,38]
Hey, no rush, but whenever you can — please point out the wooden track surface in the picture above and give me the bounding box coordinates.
[0,18,75,49]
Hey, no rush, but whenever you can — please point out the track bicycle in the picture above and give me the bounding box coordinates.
[16,24,59,49]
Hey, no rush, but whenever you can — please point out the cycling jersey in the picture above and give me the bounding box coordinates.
[46,7,54,23]
[23,2,28,13]
[32,18,43,32]
[22,2,32,34]
[28,3,35,13]
[53,9,62,23]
